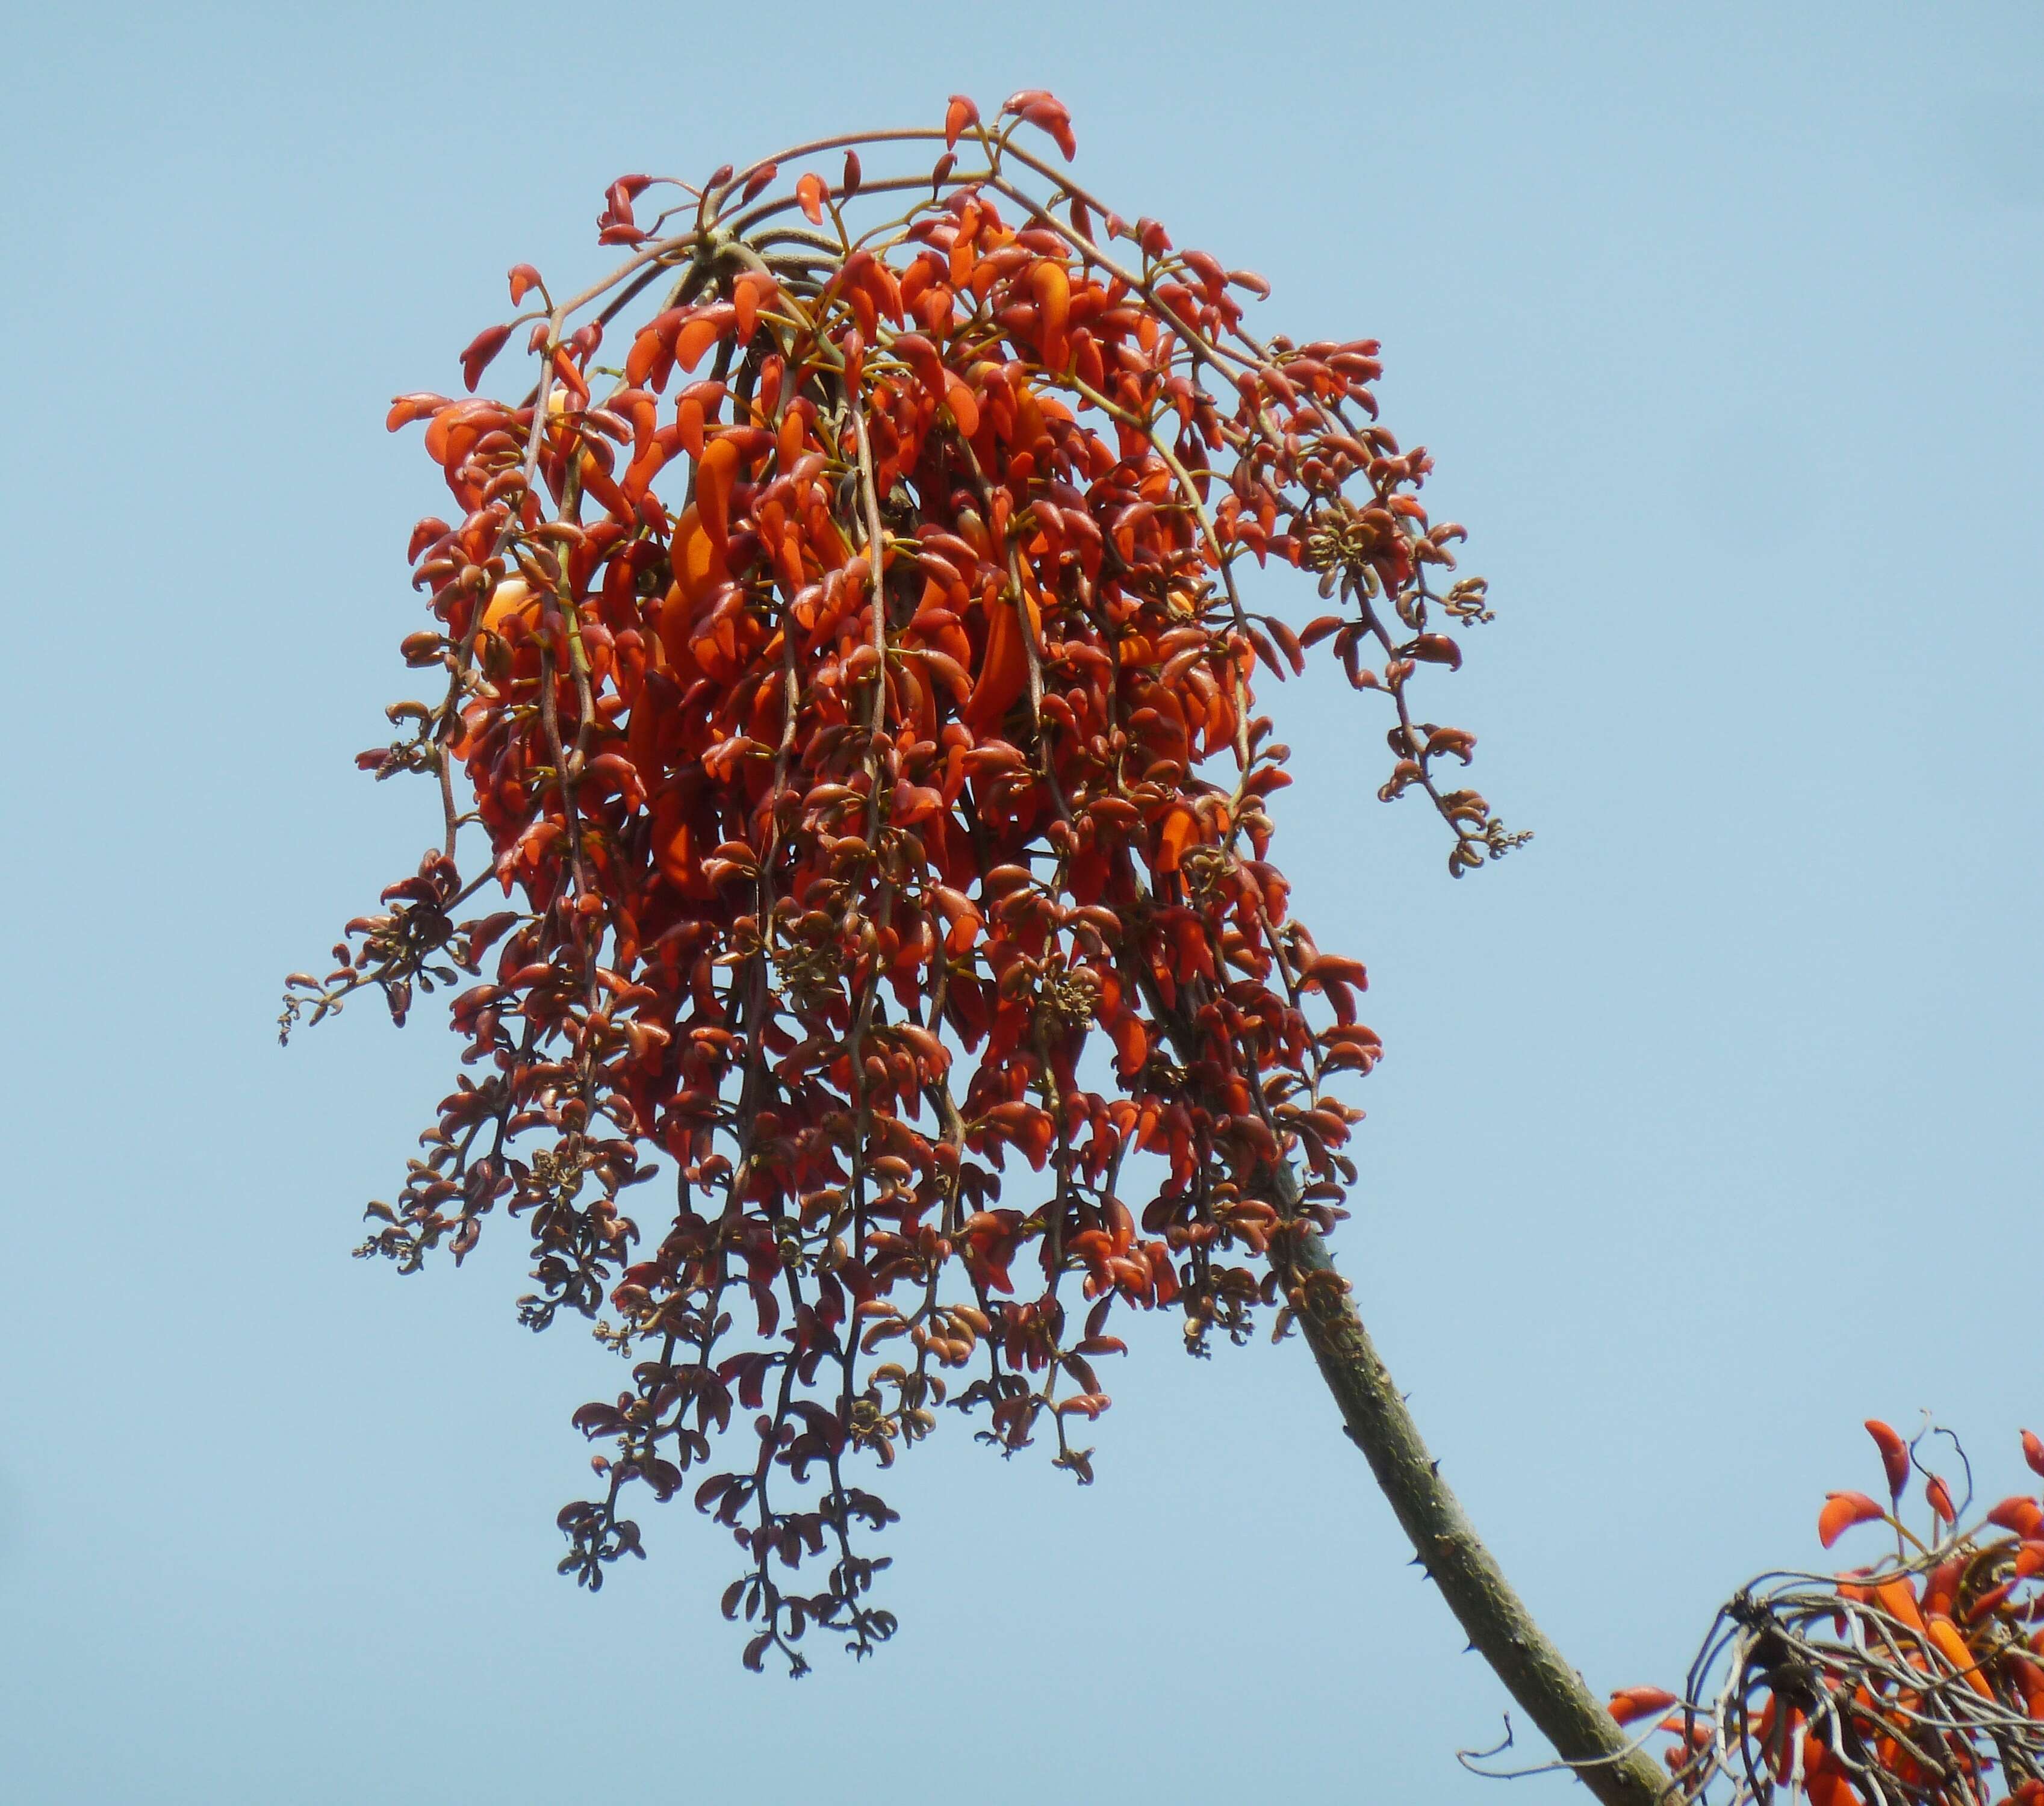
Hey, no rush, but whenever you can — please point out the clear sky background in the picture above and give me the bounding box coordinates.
[4,4,2040,1801]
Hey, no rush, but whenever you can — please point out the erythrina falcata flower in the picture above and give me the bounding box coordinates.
[286,93,1521,1674]
[291,93,1766,1806]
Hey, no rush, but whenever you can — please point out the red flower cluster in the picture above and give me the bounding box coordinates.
[1609,1424,2044,1806]
[287,94,1516,1671]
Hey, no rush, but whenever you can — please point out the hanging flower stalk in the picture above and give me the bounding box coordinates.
[282,88,1687,1801]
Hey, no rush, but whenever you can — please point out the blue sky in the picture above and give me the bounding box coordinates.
[4,4,2040,1801]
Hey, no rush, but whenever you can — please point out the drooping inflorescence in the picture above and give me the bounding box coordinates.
[285,92,1517,1672]
[1592,1424,2044,1806]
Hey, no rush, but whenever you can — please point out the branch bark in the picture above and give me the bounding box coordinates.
[1143,942,1663,1799]
[1272,1167,1671,1806]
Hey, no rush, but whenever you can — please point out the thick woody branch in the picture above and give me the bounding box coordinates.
[1138,964,1662,1804]
[1268,1157,1670,1806]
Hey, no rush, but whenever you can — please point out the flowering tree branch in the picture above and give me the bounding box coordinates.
[293,92,2044,1806]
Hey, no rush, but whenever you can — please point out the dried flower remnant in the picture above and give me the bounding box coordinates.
[286,92,1521,1674]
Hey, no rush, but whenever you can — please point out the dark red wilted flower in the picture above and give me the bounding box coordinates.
[285,95,1523,1675]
